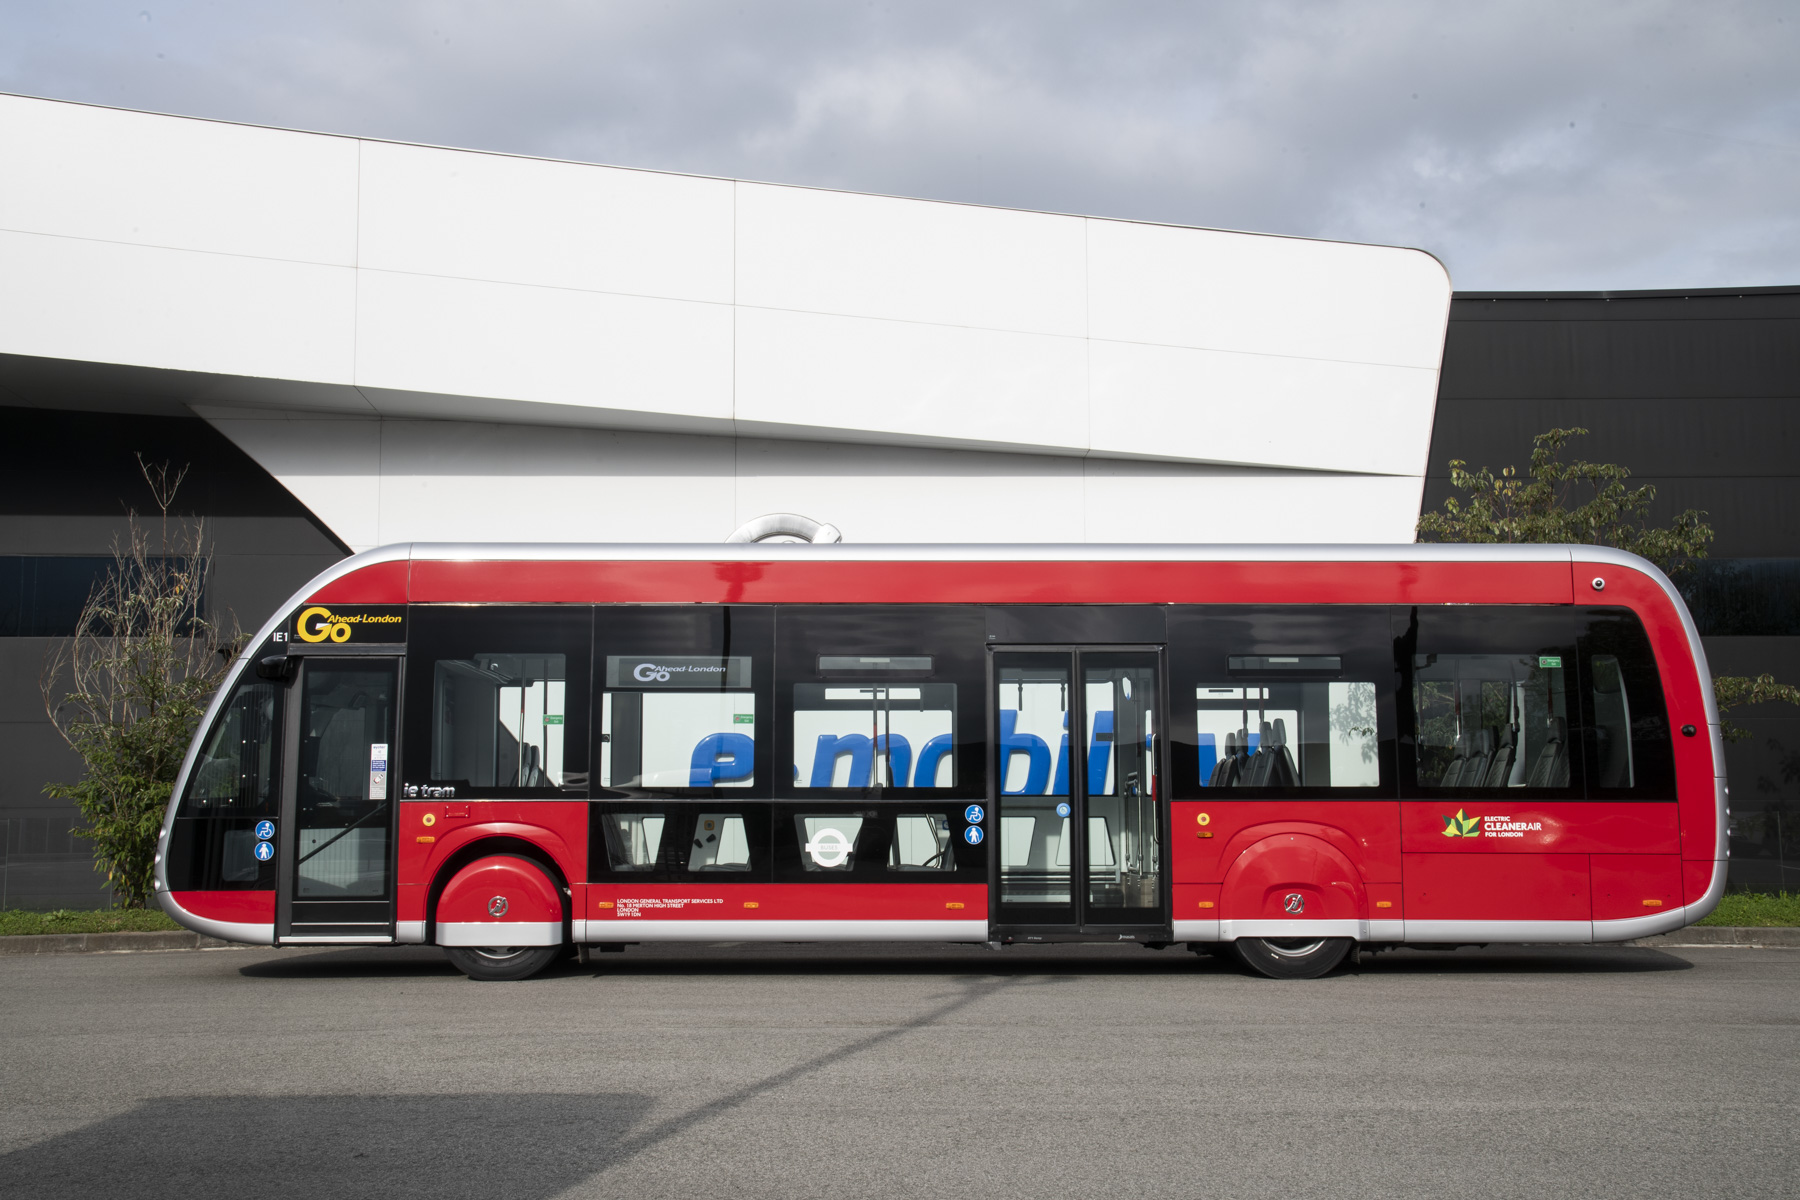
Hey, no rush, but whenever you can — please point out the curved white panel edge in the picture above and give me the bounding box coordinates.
[0,95,1449,478]
[574,919,989,942]
[438,921,562,947]
[155,891,274,945]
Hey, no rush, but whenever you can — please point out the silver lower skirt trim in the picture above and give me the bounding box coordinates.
[438,920,562,947]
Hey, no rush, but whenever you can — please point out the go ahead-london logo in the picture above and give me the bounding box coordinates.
[1441,809,1482,838]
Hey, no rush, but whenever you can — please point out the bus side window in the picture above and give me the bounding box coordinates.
[167,676,282,891]
[1401,606,1581,796]
[1578,608,1675,798]
[773,605,987,798]
[889,813,955,871]
[1590,655,1633,787]
[404,606,592,797]
[1193,679,1380,789]
[592,606,773,797]
[1167,605,1395,799]
[182,679,280,817]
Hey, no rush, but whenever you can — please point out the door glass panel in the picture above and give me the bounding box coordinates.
[996,655,1073,908]
[295,662,396,898]
[1084,654,1160,915]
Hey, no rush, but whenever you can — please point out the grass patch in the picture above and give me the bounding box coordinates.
[1695,892,1800,927]
[0,908,183,936]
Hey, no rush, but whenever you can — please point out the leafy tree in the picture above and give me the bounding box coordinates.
[1418,426,1797,742]
[1714,675,1800,744]
[40,459,240,908]
[1416,427,1713,575]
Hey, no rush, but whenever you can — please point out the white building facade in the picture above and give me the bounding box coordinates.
[1,93,1451,550]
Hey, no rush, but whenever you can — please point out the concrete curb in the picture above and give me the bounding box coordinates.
[1630,926,1800,949]
[0,931,243,956]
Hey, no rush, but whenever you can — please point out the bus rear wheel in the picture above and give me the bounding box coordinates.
[444,943,562,981]
[1232,936,1353,980]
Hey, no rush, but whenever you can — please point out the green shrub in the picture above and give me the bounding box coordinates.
[0,908,183,936]
[1696,892,1800,927]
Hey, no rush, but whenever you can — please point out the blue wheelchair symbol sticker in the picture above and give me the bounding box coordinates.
[963,804,985,824]
[254,820,275,841]
[253,840,275,862]
[1056,802,1071,818]
[963,825,984,846]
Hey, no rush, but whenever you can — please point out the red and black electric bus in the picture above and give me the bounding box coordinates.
[155,543,1726,979]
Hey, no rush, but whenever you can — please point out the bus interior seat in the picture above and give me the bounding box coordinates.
[1209,731,1238,787]
[1266,718,1298,787]
[1524,717,1570,788]
[1243,721,1276,787]
[1481,725,1516,788]
[1440,736,1470,788]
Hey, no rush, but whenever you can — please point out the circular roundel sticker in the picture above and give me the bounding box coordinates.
[963,804,985,824]
[253,840,275,862]
[254,820,275,841]
[963,825,984,846]
[1056,802,1071,818]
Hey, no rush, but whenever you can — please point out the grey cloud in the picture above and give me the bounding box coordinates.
[3,0,1796,288]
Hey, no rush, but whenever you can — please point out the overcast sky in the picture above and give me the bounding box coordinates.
[4,1,1797,291]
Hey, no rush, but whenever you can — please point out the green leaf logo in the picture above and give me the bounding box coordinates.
[1441,808,1482,838]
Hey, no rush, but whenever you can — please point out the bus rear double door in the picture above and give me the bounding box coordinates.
[275,652,401,943]
[991,648,1167,940]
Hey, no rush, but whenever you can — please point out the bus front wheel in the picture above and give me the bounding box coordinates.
[1232,936,1353,980]
[444,944,562,982]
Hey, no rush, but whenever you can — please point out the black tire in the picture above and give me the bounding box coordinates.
[443,943,563,981]
[1231,936,1354,980]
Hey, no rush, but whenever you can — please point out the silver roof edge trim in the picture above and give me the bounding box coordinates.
[390,540,1588,564]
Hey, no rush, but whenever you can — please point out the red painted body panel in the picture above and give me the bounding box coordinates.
[397,802,587,923]
[1574,558,1720,860]
[1683,859,1716,906]
[1220,833,1367,920]
[1591,854,1683,921]
[310,559,409,604]
[437,855,563,925]
[1403,853,1591,921]
[1172,883,1222,918]
[1398,802,1680,855]
[170,890,275,923]
[404,558,1574,607]
[588,884,989,922]
[1171,802,1401,884]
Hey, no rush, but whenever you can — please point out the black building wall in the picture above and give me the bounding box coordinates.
[1427,286,1800,890]
[0,407,347,908]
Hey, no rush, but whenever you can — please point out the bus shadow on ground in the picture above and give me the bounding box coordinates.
[232,943,1232,980]
[229,942,1694,981]
[0,1093,654,1200]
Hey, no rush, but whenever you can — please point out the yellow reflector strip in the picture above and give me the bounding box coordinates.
[1643,899,1664,907]
[415,836,435,844]
[1197,900,1215,909]
[744,901,760,909]
[1376,900,1393,909]
[595,900,614,909]
[946,901,965,909]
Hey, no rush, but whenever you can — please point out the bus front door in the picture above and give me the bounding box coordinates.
[991,649,1167,940]
[275,655,400,944]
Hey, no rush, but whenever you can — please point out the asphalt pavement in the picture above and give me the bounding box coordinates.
[2,940,1796,1199]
